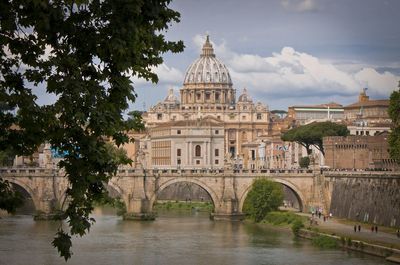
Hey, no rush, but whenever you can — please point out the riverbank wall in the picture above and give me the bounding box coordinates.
[298,229,400,263]
[327,175,400,227]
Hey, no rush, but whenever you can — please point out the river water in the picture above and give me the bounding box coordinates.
[0,208,390,265]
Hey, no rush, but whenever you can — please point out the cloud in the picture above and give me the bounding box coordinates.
[281,0,319,12]
[131,63,183,87]
[191,34,399,105]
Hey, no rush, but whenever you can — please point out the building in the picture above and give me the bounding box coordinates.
[323,133,397,170]
[287,102,344,125]
[141,36,271,170]
[344,88,390,123]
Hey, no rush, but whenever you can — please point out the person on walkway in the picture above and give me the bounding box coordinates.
[375,225,378,233]
[354,225,357,232]
[371,226,374,232]
[397,229,400,238]
[358,225,361,232]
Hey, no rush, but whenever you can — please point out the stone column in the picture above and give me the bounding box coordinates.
[236,130,240,156]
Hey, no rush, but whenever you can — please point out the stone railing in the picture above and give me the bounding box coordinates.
[0,167,56,176]
[3,167,400,178]
[323,170,400,178]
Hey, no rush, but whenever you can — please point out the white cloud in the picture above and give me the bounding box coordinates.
[192,34,399,102]
[281,0,319,12]
[131,63,183,86]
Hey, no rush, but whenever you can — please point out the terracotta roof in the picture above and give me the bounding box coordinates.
[344,99,389,109]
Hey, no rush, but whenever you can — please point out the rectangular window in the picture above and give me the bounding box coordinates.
[215,159,219,164]
[177,130,181,135]
[257,113,262,120]
[196,160,200,165]
[215,130,219,134]
[177,159,181,165]
[215,149,219,156]
[177,149,181,156]
[229,147,235,157]
[205,93,211,100]
[157,113,162,120]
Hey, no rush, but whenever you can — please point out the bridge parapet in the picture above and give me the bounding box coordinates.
[323,171,400,178]
[0,167,56,177]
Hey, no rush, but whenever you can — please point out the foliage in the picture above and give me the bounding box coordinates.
[299,156,310,168]
[243,179,284,222]
[388,86,400,163]
[155,201,214,212]
[0,0,183,260]
[291,219,304,237]
[263,211,306,226]
[311,235,338,249]
[281,122,349,155]
[0,179,24,213]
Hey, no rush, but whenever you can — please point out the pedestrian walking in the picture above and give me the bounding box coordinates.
[371,226,374,232]
[354,225,357,232]
[397,229,400,238]
[358,225,361,232]
[375,225,378,233]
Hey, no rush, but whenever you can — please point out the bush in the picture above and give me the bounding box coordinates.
[292,220,304,236]
[264,211,305,225]
[299,156,310,168]
[243,179,284,222]
[312,235,338,249]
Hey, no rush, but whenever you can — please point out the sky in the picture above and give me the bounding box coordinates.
[131,0,400,111]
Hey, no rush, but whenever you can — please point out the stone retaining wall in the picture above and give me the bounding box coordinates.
[329,177,400,227]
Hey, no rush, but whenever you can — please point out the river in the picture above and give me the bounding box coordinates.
[0,208,390,265]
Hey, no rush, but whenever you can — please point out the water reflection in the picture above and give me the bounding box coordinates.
[0,207,392,265]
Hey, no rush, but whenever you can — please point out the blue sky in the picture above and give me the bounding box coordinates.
[131,0,400,111]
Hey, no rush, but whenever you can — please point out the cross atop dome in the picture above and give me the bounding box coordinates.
[201,35,215,57]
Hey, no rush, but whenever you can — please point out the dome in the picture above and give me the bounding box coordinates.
[238,88,252,102]
[183,35,232,86]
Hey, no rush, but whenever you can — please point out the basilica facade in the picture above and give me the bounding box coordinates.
[139,36,271,170]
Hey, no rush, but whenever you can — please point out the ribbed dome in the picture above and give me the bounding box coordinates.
[183,36,232,86]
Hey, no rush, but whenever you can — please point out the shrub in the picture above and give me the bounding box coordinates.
[299,156,310,168]
[312,235,338,249]
[292,219,304,236]
[243,179,284,222]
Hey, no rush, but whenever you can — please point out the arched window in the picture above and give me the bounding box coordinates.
[195,145,201,157]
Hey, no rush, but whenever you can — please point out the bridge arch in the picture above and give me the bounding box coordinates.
[149,178,220,211]
[7,179,39,211]
[106,180,124,200]
[238,178,305,213]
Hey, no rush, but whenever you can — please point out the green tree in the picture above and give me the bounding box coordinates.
[388,82,400,163]
[243,179,284,222]
[281,121,349,156]
[0,0,183,260]
[299,156,310,168]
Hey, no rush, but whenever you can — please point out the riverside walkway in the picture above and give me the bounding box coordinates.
[299,213,400,248]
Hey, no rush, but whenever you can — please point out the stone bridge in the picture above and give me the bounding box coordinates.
[1,168,400,225]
